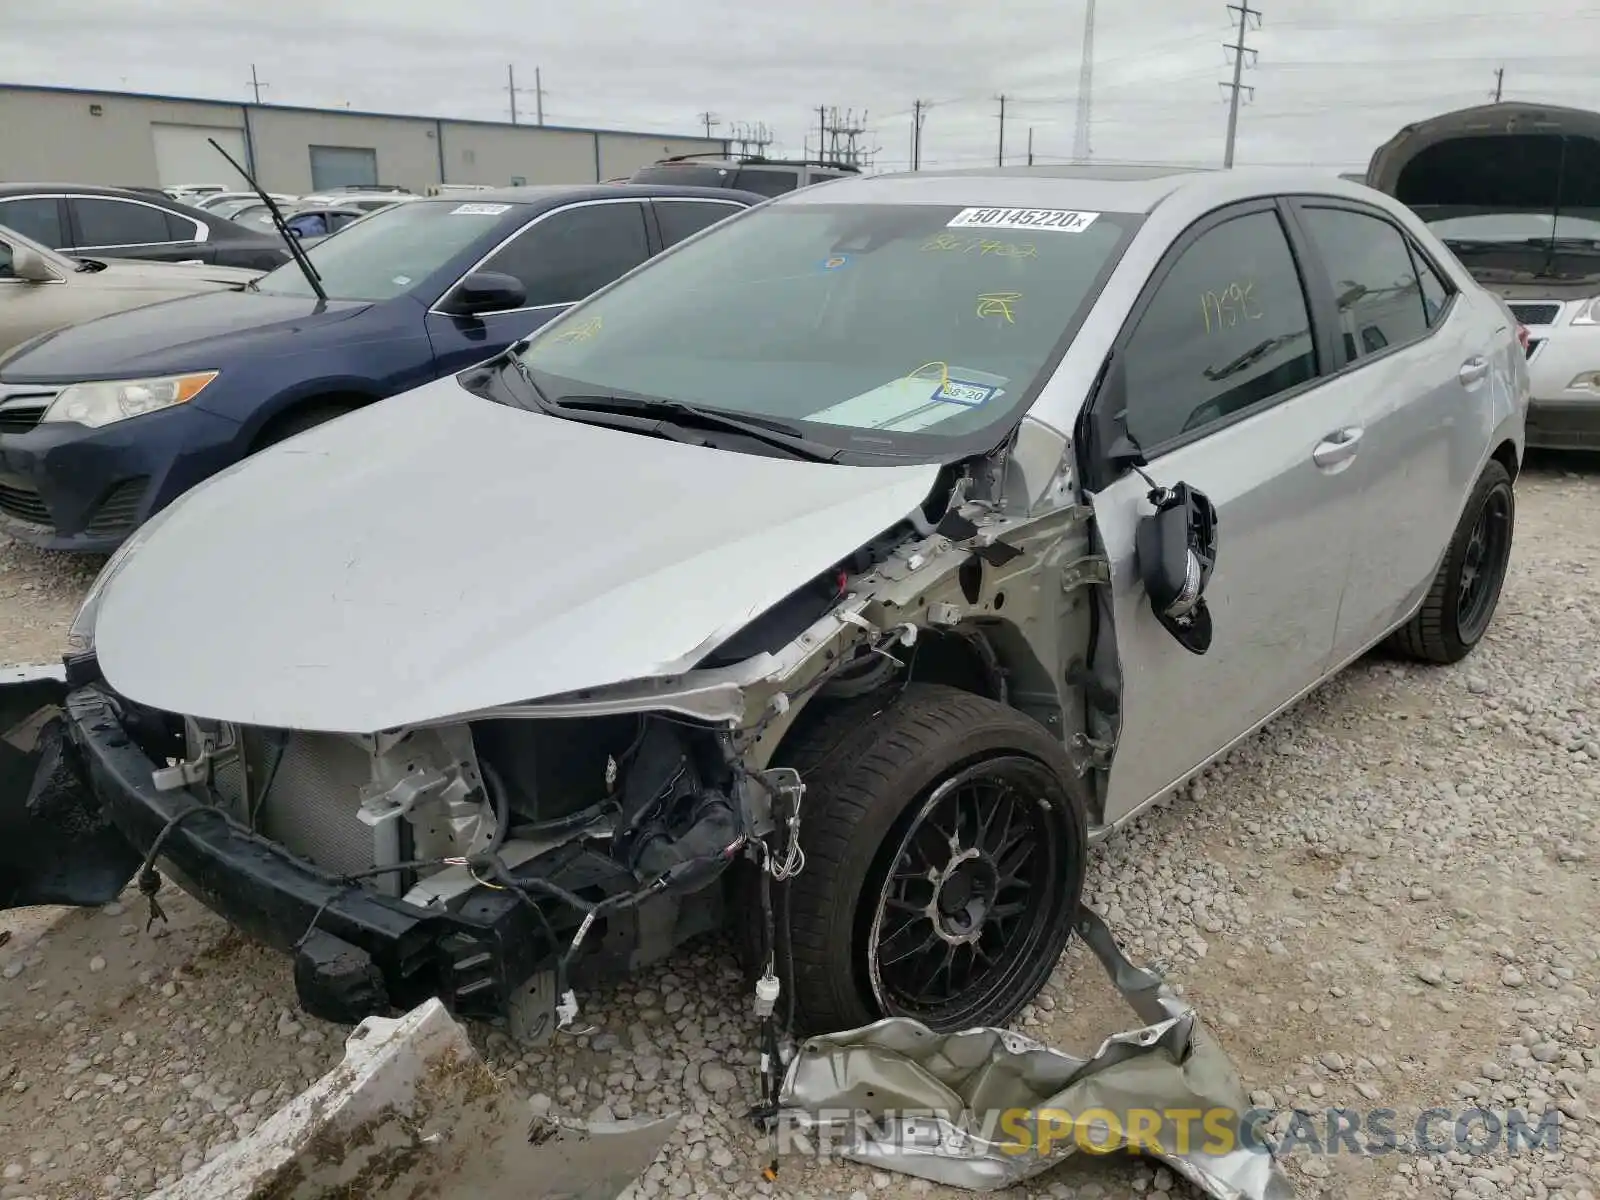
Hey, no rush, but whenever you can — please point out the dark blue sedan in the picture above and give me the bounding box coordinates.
[0,184,760,551]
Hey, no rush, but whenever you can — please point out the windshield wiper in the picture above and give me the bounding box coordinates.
[555,394,839,462]
[205,136,327,303]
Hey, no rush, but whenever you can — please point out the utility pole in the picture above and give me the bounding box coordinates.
[1492,66,1505,101]
[699,111,720,138]
[996,94,1008,166]
[1027,127,1035,166]
[1073,0,1096,162]
[1221,1,1262,168]
[247,64,268,105]
[507,66,544,125]
[910,99,928,170]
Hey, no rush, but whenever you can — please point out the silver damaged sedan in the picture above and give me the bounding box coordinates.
[1,165,1528,1045]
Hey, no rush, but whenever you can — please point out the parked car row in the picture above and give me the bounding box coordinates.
[0,183,764,549]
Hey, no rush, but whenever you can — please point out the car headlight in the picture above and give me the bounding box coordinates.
[43,371,218,429]
[65,496,181,654]
[1570,298,1600,326]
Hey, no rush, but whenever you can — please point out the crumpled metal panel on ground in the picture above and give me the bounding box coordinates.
[777,906,1294,1199]
[147,997,678,1200]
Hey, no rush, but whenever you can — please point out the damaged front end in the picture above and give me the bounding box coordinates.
[1,418,1121,1054]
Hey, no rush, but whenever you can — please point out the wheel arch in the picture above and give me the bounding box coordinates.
[246,386,380,450]
[1491,437,1520,482]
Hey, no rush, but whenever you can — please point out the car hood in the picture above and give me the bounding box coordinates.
[0,290,372,383]
[92,375,941,733]
[1367,100,1600,204]
[83,257,262,288]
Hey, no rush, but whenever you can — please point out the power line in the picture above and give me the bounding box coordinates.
[816,107,871,166]
[728,121,774,157]
[1221,1,1262,168]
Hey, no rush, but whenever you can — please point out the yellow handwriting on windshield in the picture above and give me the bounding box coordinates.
[554,316,603,344]
[921,233,1038,258]
[976,292,1022,323]
[1200,281,1263,334]
[905,361,952,389]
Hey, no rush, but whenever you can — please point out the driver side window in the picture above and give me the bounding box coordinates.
[0,239,13,279]
[1122,207,1317,450]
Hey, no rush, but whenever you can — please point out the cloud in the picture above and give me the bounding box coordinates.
[3,0,1596,174]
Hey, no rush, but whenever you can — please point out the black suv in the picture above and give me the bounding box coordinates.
[629,154,859,198]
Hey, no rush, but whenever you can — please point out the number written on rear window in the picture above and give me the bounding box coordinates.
[1122,209,1316,448]
[1297,206,1431,361]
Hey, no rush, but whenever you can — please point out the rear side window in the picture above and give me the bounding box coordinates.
[734,168,799,197]
[1297,206,1431,361]
[483,202,650,308]
[162,210,201,241]
[1122,208,1316,449]
[1409,241,1453,327]
[655,200,743,247]
[0,197,65,248]
[72,198,176,247]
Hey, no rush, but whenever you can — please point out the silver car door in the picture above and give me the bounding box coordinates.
[1083,199,1362,827]
[1288,199,1506,658]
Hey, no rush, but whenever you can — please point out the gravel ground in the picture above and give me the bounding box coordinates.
[2,456,1599,1200]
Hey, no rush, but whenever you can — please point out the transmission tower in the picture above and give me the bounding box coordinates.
[1220,2,1261,168]
[1072,0,1096,162]
[729,121,774,157]
[817,107,870,166]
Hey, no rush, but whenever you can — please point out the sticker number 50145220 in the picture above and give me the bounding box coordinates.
[947,208,1100,233]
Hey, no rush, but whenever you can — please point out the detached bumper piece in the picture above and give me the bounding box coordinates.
[777,906,1293,1199]
[0,667,144,909]
[148,996,679,1200]
[57,685,586,1026]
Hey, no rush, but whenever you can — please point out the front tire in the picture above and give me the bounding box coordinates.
[774,684,1089,1034]
[1389,459,1515,664]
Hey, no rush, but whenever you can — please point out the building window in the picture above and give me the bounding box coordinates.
[308,145,379,191]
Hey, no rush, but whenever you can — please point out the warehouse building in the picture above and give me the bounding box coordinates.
[0,83,729,193]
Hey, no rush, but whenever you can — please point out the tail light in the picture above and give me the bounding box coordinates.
[1516,324,1531,354]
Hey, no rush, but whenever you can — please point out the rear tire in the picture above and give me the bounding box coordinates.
[1388,460,1514,664]
[771,684,1089,1035]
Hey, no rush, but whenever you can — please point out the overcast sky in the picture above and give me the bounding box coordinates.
[5,0,1599,175]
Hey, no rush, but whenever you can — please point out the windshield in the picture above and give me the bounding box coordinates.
[516,202,1138,456]
[255,199,522,301]
[1414,208,1600,245]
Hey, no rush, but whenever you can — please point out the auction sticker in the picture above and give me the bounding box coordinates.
[450,203,511,215]
[947,207,1099,233]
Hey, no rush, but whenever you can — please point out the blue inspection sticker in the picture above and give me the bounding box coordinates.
[930,379,999,407]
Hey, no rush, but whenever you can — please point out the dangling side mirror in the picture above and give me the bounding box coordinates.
[1134,481,1219,655]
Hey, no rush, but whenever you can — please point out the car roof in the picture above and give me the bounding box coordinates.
[770,164,1376,216]
[403,183,769,207]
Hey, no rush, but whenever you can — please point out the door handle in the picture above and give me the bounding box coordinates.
[1459,356,1489,385]
[1312,426,1364,468]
